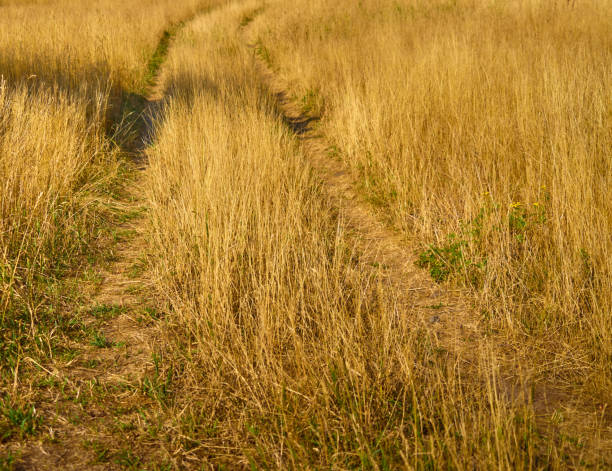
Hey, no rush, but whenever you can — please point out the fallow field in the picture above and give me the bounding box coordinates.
[0,0,610,469]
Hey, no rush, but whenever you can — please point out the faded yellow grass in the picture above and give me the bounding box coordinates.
[0,0,220,92]
[142,1,609,467]
[0,0,224,333]
[0,1,224,463]
[252,0,612,428]
[0,0,610,468]
[0,80,113,323]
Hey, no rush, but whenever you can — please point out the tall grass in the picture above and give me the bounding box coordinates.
[0,0,221,93]
[143,2,607,467]
[0,0,224,366]
[0,0,609,466]
[0,81,113,323]
[252,0,612,420]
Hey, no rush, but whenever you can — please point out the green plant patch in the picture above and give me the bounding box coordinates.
[240,7,265,27]
[417,197,548,285]
[90,303,125,320]
[142,353,172,405]
[0,400,42,441]
[90,331,113,348]
[254,39,273,68]
[0,451,17,471]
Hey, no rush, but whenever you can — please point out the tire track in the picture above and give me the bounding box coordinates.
[7,12,204,470]
[240,18,612,463]
[242,25,483,359]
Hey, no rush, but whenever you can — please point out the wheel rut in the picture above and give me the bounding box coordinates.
[242,30,482,359]
[4,15,194,471]
[240,19,612,455]
[5,4,609,468]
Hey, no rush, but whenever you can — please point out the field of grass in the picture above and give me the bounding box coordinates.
[0,0,224,467]
[251,0,612,451]
[1,0,610,469]
[0,0,226,316]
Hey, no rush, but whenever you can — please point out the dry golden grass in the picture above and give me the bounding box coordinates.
[0,2,222,462]
[0,0,219,92]
[142,1,610,467]
[1,1,237,467]
[0,0,227,334]
[0,81,113,321]
[1,0,610,468]
[250,0,612,445]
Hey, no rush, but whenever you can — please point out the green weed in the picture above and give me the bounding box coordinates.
[90,330,113,348]
[240,7,264,27]
[254,39,273,68]
[143,30,172,92]
[0,401,41,440]
[90,303,124,320]
[142,353,172,405]
[0,451,17,471]
[418,198,548,284]
[417,234,469,282]
[84,439,112,463]
[113,448,142,469]
[300,88,323,116]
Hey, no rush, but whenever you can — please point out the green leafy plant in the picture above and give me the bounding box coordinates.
[418,197,548,284]
[417,233,470,282]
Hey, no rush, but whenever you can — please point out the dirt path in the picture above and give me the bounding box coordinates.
[241,17,601,414]
[2,5,609,468]
[1,21,181,471]
[241,36,540,403]
[243,33,482,359]
[17,180,159,471]
[241,22,612,462]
